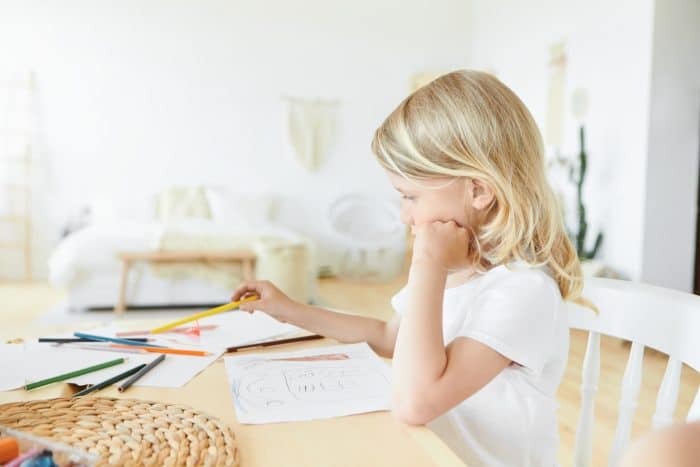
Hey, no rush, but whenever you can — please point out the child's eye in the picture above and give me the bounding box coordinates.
[402,195,416,201]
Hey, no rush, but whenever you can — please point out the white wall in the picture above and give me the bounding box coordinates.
[640,0,700,291]
[463,0,657,282]
[3,1,697,289]
[0,0,473,279]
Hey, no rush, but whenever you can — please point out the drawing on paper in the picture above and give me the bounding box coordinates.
[225,343,393,423]
[233,361,390,408]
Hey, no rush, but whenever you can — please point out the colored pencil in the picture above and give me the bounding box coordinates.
[149,295,259,334]
[110,344,211,357]
[226,334,324,352]
[24,358,125,390]
[73,332,165,348]
[50,343,147,355]
[39,337,149,343]
[116,324,218,337]
[117,354,166,392]
[72,363,147,397]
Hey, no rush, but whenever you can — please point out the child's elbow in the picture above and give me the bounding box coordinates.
[391,392,436,426]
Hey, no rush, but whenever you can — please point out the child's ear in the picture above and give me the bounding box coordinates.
[468,178,495,211]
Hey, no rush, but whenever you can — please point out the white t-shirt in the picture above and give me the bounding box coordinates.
[391,263,569,467]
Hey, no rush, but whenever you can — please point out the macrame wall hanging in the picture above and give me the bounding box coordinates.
[283,96,338,172]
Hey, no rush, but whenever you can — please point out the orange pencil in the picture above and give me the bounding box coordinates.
[110,344,211,357]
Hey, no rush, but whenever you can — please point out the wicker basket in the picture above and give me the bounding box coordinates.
[0,397,240,466]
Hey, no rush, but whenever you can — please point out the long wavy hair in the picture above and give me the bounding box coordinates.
[371,69,585,304]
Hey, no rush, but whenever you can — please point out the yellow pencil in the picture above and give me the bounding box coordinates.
[149,295,259,334]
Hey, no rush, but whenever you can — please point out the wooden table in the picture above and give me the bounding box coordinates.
[0,337,466,467]
[115,250,257,314]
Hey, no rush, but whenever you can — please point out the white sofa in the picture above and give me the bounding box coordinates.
[49,187,317,311]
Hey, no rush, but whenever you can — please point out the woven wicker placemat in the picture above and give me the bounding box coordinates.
[0,397,240,466]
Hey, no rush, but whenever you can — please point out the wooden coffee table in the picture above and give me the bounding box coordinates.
[115,250,257,314]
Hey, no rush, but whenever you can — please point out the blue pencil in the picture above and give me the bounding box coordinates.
[73,332,166,348]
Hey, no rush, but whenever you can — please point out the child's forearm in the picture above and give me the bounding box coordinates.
[284,303,394,357]
[393,259,448,389]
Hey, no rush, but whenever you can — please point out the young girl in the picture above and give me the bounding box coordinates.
[232,70,583,466]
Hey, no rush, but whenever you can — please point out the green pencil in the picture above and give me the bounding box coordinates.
[24,357,125,390]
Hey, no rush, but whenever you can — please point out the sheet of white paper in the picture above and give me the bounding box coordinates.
[151,311,302,349]
[66,350,223,388]
[61,326,223,388]
[224,342,392,424]
[0,335,221,391]
[0,344,28,390]
[102,311,300,350]
[0,343,150,390]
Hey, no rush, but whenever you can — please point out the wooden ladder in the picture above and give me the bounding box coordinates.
[0,72,34,281]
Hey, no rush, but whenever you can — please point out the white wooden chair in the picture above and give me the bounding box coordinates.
[567,277,700,467]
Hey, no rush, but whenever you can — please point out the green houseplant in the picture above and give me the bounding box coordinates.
[567,126,603,260]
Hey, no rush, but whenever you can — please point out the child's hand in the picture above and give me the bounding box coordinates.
[412,220,471,272]
[231,280,297,322]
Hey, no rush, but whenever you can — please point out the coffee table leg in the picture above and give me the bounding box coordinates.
[115,259,131,314]
[242,258,255,280]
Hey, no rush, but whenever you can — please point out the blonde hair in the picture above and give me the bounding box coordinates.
[371,69,585,304]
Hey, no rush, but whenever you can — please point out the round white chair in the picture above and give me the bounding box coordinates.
[327,194,406,281]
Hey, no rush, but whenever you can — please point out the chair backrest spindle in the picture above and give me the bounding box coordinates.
[573,331,600,467]
[608,342,644,467]
[652,357,682,429]
[687,387,700,423]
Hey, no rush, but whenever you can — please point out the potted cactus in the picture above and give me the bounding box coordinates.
[569,126,603,260]
[549,125,607,276]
